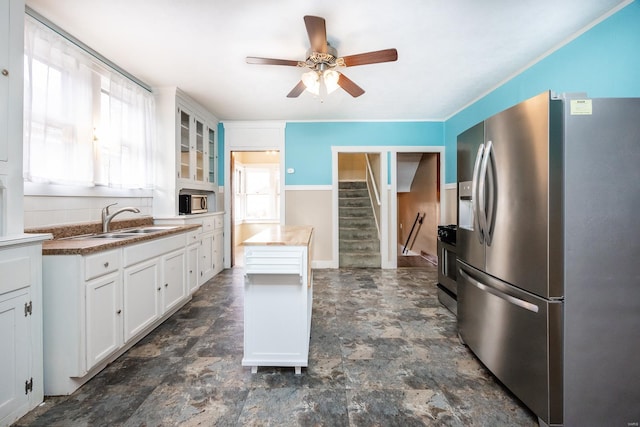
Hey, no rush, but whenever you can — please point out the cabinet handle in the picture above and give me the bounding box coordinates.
[165,283,169,287]
[189,270,193,274]
[2,69,8,76]
[116,309,122,314]
[157,287,161,291]
[104,262,109,268]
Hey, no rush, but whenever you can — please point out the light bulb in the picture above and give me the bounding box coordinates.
[323,70,340,94]
[301,71,320,95]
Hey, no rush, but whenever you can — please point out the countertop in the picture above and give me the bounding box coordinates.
[30,217,200,256]
[242,225,313,247]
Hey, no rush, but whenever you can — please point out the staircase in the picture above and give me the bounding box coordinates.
[339,181,381,268]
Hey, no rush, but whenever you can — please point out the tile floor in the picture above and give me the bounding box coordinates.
[15,266,538,426]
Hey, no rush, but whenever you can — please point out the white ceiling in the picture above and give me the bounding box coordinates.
[25,0,628,122]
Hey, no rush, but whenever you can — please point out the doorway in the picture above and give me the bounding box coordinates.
[229,150,281,267]
[396,152,440,267]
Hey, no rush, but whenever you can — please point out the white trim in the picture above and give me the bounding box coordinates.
[24,182,153,198]
[445,183,457,190]
[285,185,332,191]
[223,121,286,269]
[390,146,446,269]
[312,260,336,269]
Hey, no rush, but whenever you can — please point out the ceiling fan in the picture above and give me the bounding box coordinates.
[246,15,398,98]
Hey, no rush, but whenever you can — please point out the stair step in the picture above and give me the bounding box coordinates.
[339,252,381,268]
[339,197,370,208]
[340,217,376,228]
[339,228,378,240]
[339,206,374,218]
[339,239,380,252]
[338,181,367,190]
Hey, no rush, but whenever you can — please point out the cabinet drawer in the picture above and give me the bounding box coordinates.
[244,249,304,276]
[202,217,215,233]
[214,215,223,229]
[186,230,200,245]
[85,250,120,281]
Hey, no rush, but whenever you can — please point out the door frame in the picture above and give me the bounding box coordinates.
[332,145,445,269]
[223,122,286,268]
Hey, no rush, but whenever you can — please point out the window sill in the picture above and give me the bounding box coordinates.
[24,182,153,198]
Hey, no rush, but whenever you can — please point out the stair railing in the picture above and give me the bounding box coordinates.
[365,153,382,238]
[402,212,425,254]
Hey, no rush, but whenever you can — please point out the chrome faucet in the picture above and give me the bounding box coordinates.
[102,203,141,232]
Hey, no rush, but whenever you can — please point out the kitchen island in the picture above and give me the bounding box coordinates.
[242,225,313,374]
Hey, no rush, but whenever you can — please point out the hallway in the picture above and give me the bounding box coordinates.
[16,267,536,426]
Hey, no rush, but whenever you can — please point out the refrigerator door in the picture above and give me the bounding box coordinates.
[456,121,485,270]
[457,260,563,425]
[484,91,563,299]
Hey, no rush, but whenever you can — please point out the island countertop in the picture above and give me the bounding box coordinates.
[243,225,313,247]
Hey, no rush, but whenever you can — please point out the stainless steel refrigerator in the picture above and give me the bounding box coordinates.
[456,91,640,427]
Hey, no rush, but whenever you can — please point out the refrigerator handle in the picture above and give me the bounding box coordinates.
[482,140,497,245]
[478,140,492,244]
[458,268,539,313]
[471,143,485,244]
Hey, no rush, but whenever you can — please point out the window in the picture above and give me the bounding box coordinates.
[234,163,280,222]
[23,15,154,189]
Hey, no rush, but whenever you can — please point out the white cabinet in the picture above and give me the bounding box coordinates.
[154,87,218,218]
[156,212,225,290]
[242,226,314,375]
[86,272,122,368]
[185,229,200,294]
[43,232,190,395]
[123,258,160,342]
[0,237,48,427]
[161,249,186,313]
[0,0,26,235]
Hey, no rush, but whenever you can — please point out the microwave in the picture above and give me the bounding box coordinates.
[179,194,208,214]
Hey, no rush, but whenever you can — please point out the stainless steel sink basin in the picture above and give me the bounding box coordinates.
[90,233,136,239]
[120,226,178,234]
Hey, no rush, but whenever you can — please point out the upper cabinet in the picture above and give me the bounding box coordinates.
[154,87,218,218]
[0,0,25,235]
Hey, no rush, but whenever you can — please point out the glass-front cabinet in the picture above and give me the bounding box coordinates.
[176,102,216,186]
[153,87,218,218]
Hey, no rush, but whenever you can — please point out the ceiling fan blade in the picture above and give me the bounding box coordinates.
[340,48,398,67]
[337,73,365,98]
[304,15,327,53]
[287,80,307,98]
[246,57,300,67]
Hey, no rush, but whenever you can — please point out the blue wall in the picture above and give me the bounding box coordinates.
[444,1,640,182]
[219,1,640,186]
[285,122,443,185]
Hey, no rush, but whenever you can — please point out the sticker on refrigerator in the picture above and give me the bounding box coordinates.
[570,99,593,115]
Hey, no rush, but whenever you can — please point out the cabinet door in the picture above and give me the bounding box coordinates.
[187,244,199,294]
[162,249,186,313]
[200,232,214,284]
[195,118,205,182]
[213,230,223,275]
[123,259,160,342]
[0,0,10,163]
[85,272,122,370]
[207,126,216,184]
[0,288,30,425]
[178,108,191,180]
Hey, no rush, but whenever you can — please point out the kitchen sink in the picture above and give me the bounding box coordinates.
[62,226,180,241]
[120,226,178,234]
[90,233,136,239]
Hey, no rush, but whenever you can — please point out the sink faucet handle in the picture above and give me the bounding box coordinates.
[103,202,118,215]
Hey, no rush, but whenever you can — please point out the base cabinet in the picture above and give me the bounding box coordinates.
[43,233,190,395]
[0,237,48,427]
[86,272,122,368]
[156,212,224,291]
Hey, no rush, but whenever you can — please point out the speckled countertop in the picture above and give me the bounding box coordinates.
[26,216,200,256]
[243,225,313,247]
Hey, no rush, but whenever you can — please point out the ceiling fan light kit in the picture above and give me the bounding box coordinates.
[246,15,398,99]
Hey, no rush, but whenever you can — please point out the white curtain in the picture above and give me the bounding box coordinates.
[23,16,155,189]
